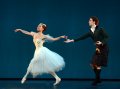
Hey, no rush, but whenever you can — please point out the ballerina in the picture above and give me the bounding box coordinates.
[15,23,66,85]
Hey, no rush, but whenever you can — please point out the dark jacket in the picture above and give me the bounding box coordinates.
[74,26,109,45]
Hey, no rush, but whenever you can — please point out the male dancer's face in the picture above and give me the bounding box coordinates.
[88,18,95,27]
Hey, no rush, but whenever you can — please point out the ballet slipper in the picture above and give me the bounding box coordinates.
[54,78,61,86]
[21,77,26,84]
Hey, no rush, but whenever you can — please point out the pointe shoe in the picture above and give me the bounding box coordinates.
[21,77,26,84]
[54,78,61,86]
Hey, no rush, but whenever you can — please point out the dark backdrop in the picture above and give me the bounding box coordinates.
[0,0,120,79]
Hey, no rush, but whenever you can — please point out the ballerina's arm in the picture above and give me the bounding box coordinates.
[45,34,66,41]
[15,29,35,36]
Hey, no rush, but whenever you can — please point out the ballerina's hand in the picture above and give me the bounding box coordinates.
[64,39,74,43]
[14,29,21,32]
[60,35,68,39]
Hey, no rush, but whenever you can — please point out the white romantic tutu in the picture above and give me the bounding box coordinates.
[27,46,65,77]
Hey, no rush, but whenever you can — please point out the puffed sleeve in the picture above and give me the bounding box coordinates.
[30,31,36,36]
[44,34,54,42]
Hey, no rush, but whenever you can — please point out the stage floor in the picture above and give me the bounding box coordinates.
[0,80,120,89]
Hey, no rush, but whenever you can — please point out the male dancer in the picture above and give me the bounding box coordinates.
[65,16,109,86]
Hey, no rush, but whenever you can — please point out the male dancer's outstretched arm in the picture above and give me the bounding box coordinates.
[64,32,90,43]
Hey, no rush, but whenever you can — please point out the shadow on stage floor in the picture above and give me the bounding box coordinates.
[0,79,120,89]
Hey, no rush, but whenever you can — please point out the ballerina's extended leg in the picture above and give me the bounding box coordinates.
[21,70,30,84]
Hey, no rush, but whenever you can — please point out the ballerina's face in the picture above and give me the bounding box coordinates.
[37,25,44,32]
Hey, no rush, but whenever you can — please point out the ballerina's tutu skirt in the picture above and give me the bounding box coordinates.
[27,46,65,77]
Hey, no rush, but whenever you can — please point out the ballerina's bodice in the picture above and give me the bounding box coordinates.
[31,33,53,49]
[33,38,45,49]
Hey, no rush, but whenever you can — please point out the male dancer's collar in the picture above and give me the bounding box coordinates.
[90,25,96,33]
[89,26,99,33]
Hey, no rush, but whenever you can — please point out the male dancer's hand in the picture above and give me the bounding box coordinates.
[96,41,102,45]
[64,39,74,43]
